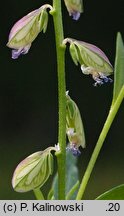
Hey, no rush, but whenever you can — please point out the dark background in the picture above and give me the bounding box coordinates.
[0,0,124,199]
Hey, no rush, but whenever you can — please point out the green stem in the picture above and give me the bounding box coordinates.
[76,86,124,200]
[33,188,45,200]
[51,0,66,199]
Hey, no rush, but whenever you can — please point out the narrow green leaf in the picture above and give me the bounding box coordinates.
[49,151,79,199]
[50,173,58,199]
[112,32,124,104]
[96,184,124,200]
[47,188,54,200]
[66,180,79,200]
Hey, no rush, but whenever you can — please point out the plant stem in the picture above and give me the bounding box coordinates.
[33,188,45,200]
[51,0,66,199]
[76,86,124,200]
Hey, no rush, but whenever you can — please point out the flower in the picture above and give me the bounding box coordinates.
[64,0,83,20]
[12,147,55,192]
[66,91,85,156]
[64,38,113,86]
[7,4,52,59]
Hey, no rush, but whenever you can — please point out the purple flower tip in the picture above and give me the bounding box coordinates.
[71,12,80,20]
[93,72,113,87]
[71,148,81,156]
[66,144,81,156]
[12,44,31,59]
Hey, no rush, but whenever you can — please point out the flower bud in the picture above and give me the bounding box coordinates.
[7,4,52,59]
[64,0,83,20]
[66,92,85,156]
[64,38,113,86]
[12,147,55,192]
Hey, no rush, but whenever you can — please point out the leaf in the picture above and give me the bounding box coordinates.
[96,184,124,200]
[49,150,79,199]
[112,32,124,104]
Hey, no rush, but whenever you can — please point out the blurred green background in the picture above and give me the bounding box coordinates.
[0,0,124,199]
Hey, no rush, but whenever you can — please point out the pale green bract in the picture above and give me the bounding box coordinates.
[12,147,55,192]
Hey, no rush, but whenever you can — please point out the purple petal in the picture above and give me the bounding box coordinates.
[99,73,113,83]
[12,44,31,59]
[70,11,80,20]
[71,147,81,156]
[93,73,113,86]
[66,143,81,156]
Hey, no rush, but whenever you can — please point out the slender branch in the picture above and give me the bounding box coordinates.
[51,0,66,199]
[33,188,45,200]
[76,86,124,200]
